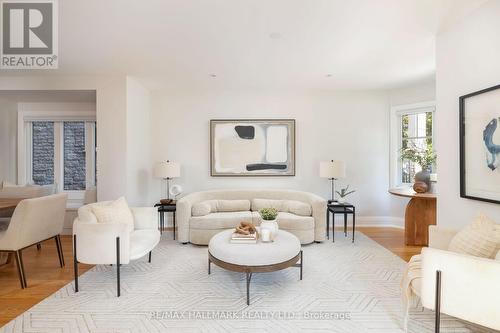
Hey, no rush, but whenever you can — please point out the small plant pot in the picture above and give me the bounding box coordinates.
[337,197,346,204]
[260,219,279,240]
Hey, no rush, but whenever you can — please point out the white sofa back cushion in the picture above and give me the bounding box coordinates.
[91,197,135,233]
[448,213,500,259]
[251,198,312,216]
[192,199,251,216]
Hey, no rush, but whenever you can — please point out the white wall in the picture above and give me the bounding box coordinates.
[126,77,152,206]
[0,76,128,201]
[0,91,96,183]
[151,89,402,226]
[436,0,500,228]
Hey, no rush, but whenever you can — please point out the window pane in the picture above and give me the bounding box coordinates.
[402,112,433,139]
[32,122,54,185]
[64,122,86,190]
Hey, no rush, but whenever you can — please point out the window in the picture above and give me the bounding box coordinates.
[18,109,97,207]
[390,102,436,187]
[29,120,97,191]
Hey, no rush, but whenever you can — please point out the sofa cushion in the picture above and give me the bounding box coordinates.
[251,199,311,216]
[129,229,160,260]
[190,211,253,230]
[192,202,212,216]
[276,212,314,230]
[91,197,135,233]
[192,200,251,216]
[448,214,500,258]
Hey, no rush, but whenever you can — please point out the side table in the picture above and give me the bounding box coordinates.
[154,201,177,239]
[326,201,356,243]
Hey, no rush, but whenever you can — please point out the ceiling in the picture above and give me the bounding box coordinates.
[2,0,489,91]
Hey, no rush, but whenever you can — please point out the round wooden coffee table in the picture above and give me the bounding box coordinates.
[208,229,303,305]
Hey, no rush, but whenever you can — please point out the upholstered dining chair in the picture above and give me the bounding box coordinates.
[0,193,68,288]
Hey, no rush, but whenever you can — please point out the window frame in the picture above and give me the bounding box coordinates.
[18,108,96,208]
[389,101,436,188]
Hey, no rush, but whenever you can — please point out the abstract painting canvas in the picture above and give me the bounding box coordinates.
[460,84,500,204]
[210,119,295,176]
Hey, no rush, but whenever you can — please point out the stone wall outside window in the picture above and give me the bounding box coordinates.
[64,122,86,190]
[32,122,54,185]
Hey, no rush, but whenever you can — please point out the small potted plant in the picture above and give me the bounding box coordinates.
[336,185,355,203]
[259,207,279,240]
[400,143,436,188]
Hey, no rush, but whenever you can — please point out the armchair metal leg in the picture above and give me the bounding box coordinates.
[116,237,121,297]
[55,235,65,267]
[435,270,442,333]
[14,250,26,289]
[148,251,152,263]
[73,235,78,292]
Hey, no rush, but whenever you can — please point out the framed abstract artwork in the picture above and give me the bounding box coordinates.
[210,119,295,176]
[460,84,500,204]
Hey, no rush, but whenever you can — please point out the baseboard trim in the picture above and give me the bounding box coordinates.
[330,215,404,229]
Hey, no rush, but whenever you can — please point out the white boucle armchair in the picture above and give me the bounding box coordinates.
[73,202,160,296]
[419,226,500,331]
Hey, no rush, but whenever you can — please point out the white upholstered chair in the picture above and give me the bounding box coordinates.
[0,193,68,288]
[73,201,161,296]
[411,226,500,332]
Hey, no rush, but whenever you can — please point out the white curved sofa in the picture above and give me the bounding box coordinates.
[177,189,327,245]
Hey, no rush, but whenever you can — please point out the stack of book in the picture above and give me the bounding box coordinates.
[230,232,258,244]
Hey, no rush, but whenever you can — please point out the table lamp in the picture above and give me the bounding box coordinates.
[320,160,346,201]
[154,160,181,203]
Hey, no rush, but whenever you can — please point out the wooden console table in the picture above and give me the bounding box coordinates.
[389,188,437,246]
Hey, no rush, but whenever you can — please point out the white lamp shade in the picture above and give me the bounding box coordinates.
[320,160,346,178]
[154,161,181,179]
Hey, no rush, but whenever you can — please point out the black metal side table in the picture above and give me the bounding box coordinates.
[326,201,356,243]
[154,201,177,239]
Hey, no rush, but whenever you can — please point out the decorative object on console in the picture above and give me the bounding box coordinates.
[154,160,181,203]
[259,207,279,240]
[460,83,500,204]
[320,160,346,201]
[413,181,428,194]
[210,119,295,176]
[335,185,355,203]
[400,143,436,192]
[169,184,183,200]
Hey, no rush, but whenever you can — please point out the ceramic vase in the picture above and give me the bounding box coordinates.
[260,219,279,240]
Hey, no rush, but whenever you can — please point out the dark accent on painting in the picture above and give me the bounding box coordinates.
[459,83,500,205]
[246,163,287,171]
[483,118,500,170]
[235,126,255,139]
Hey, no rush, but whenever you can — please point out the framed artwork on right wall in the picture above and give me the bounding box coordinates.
[460,83,500,204]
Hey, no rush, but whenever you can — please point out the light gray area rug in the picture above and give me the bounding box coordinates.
[1,232,497,333]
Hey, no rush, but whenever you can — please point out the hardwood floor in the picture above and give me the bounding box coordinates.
[0,236,92,327]
[357,227,422,262]
[0,228,421,327]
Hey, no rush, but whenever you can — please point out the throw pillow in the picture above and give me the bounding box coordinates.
[448,213,500,258]
[285,200,312,216]
[91,197,134,233]
[192,202,212,216]
[215,200,251,212]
